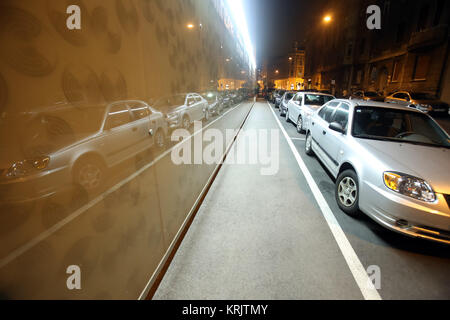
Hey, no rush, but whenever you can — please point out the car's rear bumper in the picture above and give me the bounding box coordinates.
[363,181,450,244]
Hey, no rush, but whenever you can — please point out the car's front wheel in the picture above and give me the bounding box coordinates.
[335,169,360,217]
[73,156,105,195]
[296,116,304,133]
[305,132,314,156]
[285,109,290,123]
[182,115,190,130]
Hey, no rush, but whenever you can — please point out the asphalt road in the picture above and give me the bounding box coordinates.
[269,100,450,300]
[154,99,450,300]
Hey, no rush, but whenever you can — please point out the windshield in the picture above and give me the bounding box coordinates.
[304,94,334,106]
[410,92,436,100]
[364,91,378,97]
[153,95,186,111]
[285,92,294,100]
[352,106,449,148]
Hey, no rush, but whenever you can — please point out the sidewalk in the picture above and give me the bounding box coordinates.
[153,101,363,299]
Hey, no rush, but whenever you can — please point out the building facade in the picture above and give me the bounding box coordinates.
[304,0,450,100]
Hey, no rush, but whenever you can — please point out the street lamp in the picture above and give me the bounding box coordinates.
[187,23,194,29]
[323,15,332,23]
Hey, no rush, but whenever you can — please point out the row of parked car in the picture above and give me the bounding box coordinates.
[0,90,251,203]
[269,89,450,117]
[273,91,450,244]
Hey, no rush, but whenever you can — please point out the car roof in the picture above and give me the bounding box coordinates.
[301,91,334,96]
[331,99,424,113]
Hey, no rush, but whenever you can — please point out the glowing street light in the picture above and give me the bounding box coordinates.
[323,15,332,23]
[275,70,279,74]
[187,23,194,29]
[289,57,293,61]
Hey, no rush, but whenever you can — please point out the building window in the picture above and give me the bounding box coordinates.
[391,59,403,82]
[417,5,430,31]
[433,0,444,26]
[412,54,430,80]
[346,43,353,58]
[359,38,366,55]
[395,22,405,43]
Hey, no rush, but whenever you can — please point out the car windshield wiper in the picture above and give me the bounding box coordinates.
[354,134,450,149]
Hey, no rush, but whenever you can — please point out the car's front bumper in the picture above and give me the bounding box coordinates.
[363,181,450,244]
[0,166,71,205]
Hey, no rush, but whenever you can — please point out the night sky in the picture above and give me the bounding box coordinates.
[242,0,327,66]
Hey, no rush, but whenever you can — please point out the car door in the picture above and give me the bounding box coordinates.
[185,95,197,121]
[310,101,340,173]
[195,95,207,119]
[129,101,154,150]
[323,102,350,176]
[102,102,138,166]
[290,93,302,122]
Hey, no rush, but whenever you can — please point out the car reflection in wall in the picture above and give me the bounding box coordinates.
[385,91,450,116]
[202,91,225,118]
[285,92,335,133]
[155,93,208,130]
[304,99,450,244]
[0,100,168,201]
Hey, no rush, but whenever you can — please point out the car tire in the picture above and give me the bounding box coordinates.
[296,116,304,133]
[182,115,190,130]
[154,128,165,149]
[204,109,210,122]
[285,109,290,123]
[335,169,360,217]
[73,156,105,195]
[305,132,314,156]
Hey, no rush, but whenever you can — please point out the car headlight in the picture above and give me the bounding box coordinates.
[4,156,50,178]
[383,172,436,202]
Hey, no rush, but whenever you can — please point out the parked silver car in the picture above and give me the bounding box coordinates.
[286,92,335,133]
[278,91,297,116]
[155,93,208,130]
[305,99,450,244]
[385,91,449,116]
[0,100,168,201]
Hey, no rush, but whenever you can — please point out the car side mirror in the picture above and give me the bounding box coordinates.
[329,122,345,134]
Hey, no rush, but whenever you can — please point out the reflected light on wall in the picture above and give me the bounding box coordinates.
[226,0,256,70]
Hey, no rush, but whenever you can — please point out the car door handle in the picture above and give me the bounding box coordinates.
[322,130,326,135]
[311,121,315,126]
[132,127,137,132]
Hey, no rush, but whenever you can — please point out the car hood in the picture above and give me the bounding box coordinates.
[356,139,450,193]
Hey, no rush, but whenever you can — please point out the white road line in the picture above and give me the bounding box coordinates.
[0,102,246,269]
[290,137,305,140]
[267,102,382,300]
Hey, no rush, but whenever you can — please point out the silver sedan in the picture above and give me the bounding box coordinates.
[304,99,450,244]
